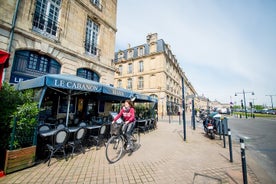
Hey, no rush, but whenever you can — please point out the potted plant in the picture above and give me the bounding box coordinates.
[4,102,39,174]
[0,83,39,174]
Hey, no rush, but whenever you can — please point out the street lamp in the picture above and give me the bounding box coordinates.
[265,95,276,109]
[235,89,254,119]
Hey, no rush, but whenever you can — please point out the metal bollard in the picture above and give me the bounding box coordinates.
[219,120,222,140]
[228,128,233,162]
[222,123,226,148]
[240,138,248,184]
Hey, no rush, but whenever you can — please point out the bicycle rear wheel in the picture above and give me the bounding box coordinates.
[105,135,124,163]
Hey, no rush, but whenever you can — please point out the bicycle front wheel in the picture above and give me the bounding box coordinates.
[105,135,124,163]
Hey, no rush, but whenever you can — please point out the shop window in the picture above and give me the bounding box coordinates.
[77,68,100,82]
[10,50,60,83]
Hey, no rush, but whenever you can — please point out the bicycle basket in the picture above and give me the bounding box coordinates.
[110,123,121,135]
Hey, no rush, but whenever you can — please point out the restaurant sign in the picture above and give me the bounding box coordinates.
[46,78,101,92]
[102,85,131,98]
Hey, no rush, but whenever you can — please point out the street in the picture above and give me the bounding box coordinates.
[227,117,276,183]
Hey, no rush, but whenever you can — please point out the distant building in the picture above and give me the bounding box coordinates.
[0,0,117,85]
[114,33,197,117]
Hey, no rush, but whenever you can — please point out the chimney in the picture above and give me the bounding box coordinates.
[146,33,158,44]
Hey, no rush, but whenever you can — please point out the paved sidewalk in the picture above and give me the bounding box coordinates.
[0,119,261,184]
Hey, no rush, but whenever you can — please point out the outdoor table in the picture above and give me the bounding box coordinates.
[85,125,101,136]
[68,127,79,133]
[86,125,101,130]
[136,119,146,126]
[39,129,58,138]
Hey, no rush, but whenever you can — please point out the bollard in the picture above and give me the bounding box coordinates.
[219,120,222,140]
[228,128,233,162]
[222,123,226,148]
[240,138,248,184]
[240,114,242,118]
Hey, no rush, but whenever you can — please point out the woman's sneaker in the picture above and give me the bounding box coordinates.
[126,142,133,151]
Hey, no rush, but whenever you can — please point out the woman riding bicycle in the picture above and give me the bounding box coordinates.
[112,99,135,150]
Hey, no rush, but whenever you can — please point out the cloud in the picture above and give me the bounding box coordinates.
[115,0,276,105]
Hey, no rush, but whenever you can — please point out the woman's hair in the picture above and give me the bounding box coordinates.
[125,99,134,108]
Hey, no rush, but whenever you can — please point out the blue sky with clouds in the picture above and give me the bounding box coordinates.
[115,0,276,107]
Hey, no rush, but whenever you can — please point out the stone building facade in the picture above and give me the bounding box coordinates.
[0,0,117,85]
[113,33,197,117]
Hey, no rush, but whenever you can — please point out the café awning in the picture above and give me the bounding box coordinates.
[16,74,102,93]
[17,74,157,102]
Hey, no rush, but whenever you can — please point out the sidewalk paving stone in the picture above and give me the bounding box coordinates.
[0,119,261,184]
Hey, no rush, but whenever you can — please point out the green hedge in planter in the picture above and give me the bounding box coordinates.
[0,82,37,170]
[9,102,39,150]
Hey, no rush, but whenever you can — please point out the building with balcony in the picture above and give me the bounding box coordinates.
[114,33,197,117]
[0,0,117,85]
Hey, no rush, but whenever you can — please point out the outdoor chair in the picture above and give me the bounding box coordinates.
[56,123,66,130]
[78,121,87,127]
[138,119,149,133]
[38,124,51,133]
[45,128,69,166]
[37,124,52,159]
[67,127,87,158]
[89,124,107,149]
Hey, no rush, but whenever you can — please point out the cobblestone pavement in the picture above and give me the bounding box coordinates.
[0,119,261,184]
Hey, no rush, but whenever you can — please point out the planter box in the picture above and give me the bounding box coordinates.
[4,146,36,174]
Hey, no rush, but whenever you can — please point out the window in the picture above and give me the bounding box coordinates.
[128,50,133,59]
[10,50,60,83]
[128,63,133,74]
[77,68,100,82]
[150,94,158,100]
[90,0,102,10]
[85,18,99,55]
[127,78,132,90]
[139,61,144,72]
[118,65,122,76]
[118,52,124,61]
[32,0,61,38]
[118,80,122,88]
[138,77,144,89]
[138,47,144,56]
[28,52,48,72]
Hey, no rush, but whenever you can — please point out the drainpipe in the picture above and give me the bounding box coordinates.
[8,0,21,52]
[3,0,21,83]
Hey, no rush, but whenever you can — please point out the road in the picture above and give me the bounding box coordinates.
[227,117,276,183]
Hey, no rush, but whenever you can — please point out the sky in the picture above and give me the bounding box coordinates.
[114,0,276,107]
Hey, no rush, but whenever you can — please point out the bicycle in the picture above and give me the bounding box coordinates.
[105,122,140,163]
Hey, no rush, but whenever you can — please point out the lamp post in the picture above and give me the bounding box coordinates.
[235,90,254,119]
[265,95,276,109]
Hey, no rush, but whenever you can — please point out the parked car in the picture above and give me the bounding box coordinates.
[267,109,276,115]
[261,109,269,114]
